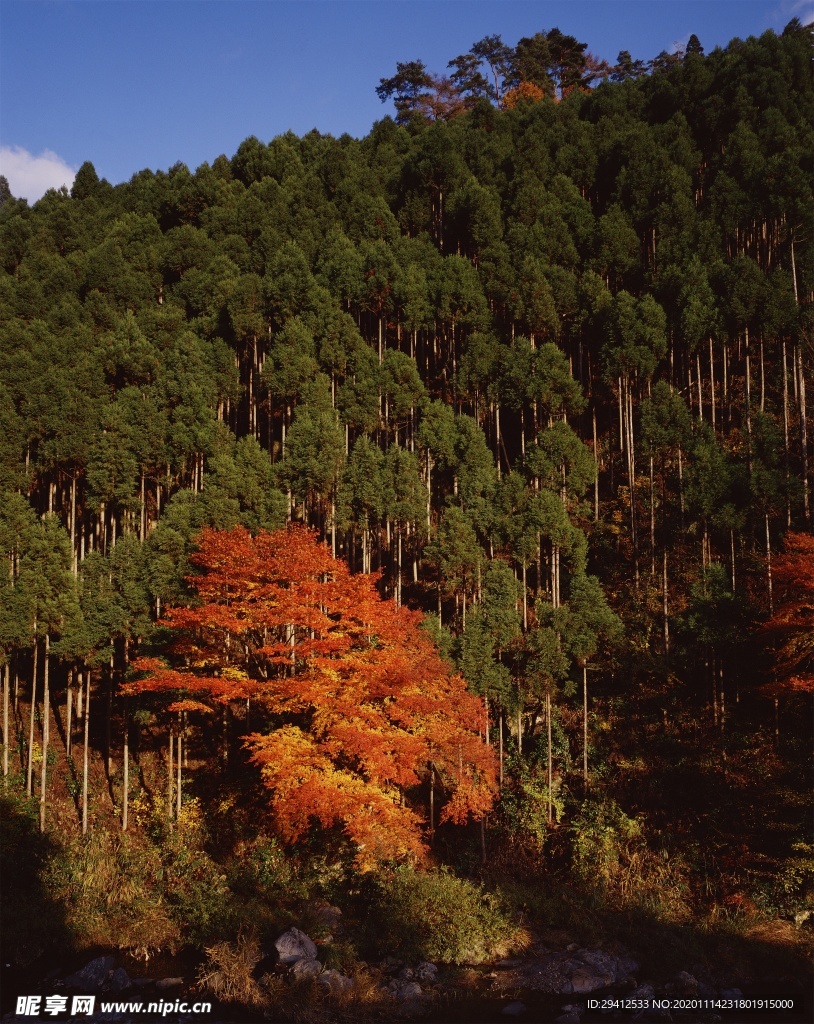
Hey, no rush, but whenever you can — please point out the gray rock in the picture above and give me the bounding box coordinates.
[398,966,415,981]
[567,967,614,994]
[275,926,317,964]
[291,957,321,978]
[106,968,131,993]
[720,988,743,999]
[155,977,184,990]
[414,962,438,984]
[674,971,698,996]
[575,948,639,983]
[64,956,116,991]
[387,979,424,1001]
[552,948,641,994]
[502,1002,527,1017]
[555,1014,582,1024]
[319,968,353,994]
[630,983,655,999]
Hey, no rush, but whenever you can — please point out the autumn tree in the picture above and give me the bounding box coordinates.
[762,532,814,693]
[130,526,497,866]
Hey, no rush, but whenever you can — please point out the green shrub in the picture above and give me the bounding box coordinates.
[570,799,643,890]
[371,866,518,964]
[47,829,181,957]
[160,799,235,946]
[754,841,814,917]
[499,756,566,852]
[569,800,692,922]
[321,938,361,973]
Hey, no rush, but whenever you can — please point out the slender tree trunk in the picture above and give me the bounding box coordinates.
[745,326,752,465]
[697,351,703,421]
[167,729,174,823]
[517,682,523,756]
[3,662,9,781]
[625,376,638,584]
[26,637,38,797]
[765,513,773,615]
[70,474,78,574]
[709,337,716,431]
[723,341,729,426]
[495,403,502,479]
[499,711,503,789]
[649,457,656,575]
[66,673,73,759]
[82,669,90,835]
[546,690,553,824]
[759,336,765,412]
[783,341,791,525]
[106,644,113,778]
[429,766,434,845]
[139,472,146,542]
[593,406,600,520]
[798,343,810,525]
[582,665,589,793]
[39,634,50,832]
[712,651,718,728]
[122,697,129,831]
[522,562,528,631]
[176,716,182,820]
[663,546,670,654]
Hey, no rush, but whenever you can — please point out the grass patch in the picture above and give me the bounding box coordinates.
[369,865,524,964]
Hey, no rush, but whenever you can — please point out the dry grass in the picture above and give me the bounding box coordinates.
[196,930,266,1007]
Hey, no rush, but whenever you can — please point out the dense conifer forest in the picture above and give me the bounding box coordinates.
[1,19,812,1022]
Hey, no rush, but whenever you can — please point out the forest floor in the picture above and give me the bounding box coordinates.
[2,691,812,1023]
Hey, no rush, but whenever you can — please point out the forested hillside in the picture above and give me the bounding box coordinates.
[1,19,812,1017]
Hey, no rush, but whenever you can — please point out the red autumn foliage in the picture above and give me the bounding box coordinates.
[761,532,814,695]
[129,525,497,866]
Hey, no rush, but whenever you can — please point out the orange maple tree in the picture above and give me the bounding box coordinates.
[130,525,497,866]
[761,531,814,695]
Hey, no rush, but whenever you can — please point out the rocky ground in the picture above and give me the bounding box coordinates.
[5,913,811,1024]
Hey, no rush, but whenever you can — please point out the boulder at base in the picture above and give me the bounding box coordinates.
[274,927,317,964]
[64,957,116,992]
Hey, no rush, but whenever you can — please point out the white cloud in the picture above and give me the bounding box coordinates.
[0,145,77,202]
[776,0,814,27]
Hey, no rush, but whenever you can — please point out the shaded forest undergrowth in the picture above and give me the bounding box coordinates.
[2,672,811,1017]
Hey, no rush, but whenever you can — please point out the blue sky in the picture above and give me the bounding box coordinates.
[1,0,811,201]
